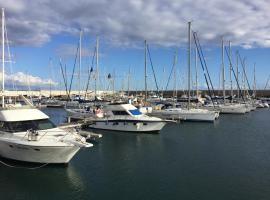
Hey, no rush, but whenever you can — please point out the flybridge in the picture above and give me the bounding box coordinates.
[0,108,49,122]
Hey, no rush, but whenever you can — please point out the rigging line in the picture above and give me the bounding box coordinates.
[237,53,252,96]
[59,59,69,99]
[84,46,97,99]
[225,47,245,103]
[193,32,215,106]
[165,54,176,91]
[264,75,270,90]
[194,32,216,96]
[68,42,80,98]
[146,44,159,94]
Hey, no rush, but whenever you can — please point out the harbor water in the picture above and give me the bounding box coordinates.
[1,108,270,200]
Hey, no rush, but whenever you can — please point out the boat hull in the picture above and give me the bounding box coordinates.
[0,141,80,164]
[152,110,217,122]
[88,120,166,132]
[218,105,247,114]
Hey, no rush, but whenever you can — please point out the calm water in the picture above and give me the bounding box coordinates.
[1,108,270,200]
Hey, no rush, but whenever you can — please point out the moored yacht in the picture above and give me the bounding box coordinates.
[152,107,219,122]
[218,104,248,114]
[0,100,92,164]
[86,103,167,133]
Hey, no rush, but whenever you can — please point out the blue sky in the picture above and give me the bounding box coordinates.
[1,0,270,90]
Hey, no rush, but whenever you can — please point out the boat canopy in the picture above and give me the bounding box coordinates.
[0,108,49,122]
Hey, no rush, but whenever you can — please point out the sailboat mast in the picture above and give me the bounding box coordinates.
[95,36,99,99]
[79,30,82,97]
[236,51,239,98]
[144,40,147,103]
[188,21,191,110]
[195,47,198,98]
[221,38,225,103]
[229,41,233,98]
[127,67,130,97]
[173,50,177,100]
[253,63,256,97]
[2,8,5,108]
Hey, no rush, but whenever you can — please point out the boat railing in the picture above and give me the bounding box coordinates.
[22,128,81,143]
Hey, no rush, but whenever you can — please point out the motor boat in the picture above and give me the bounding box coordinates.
[86,103,167,133]
[0,99,92,164]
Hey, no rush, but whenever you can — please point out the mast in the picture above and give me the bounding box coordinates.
[173,50,177,101]
[2,8,5,108]
[253,63,256,97]
[243,59,246,97]
[229,41,233,98]
[144,40,147,103]
[236,51,239,98]
[95,36,99,99]
[78,30,82,97]
[127,67,130,97]
[221,37,225,103]
[49,58,53,98]
[195,46,198,98]
[188,22,191,110]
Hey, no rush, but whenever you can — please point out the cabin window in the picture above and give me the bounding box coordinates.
[113,122,119,125]
[129,109,142,115]
[0,119,56,133]
[143,122,148,125]
[133,122,137,126]
[112,111,129,115]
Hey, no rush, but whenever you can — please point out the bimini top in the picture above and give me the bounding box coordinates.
[0,108,49,122]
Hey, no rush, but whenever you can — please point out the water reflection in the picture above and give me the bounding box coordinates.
[0,162,85,199]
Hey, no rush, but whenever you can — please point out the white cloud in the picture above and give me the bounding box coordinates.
[1,0,270,48]
[55,43,94,58]
[0,72,57,87]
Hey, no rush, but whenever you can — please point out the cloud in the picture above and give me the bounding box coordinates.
[0,72,58,87]
[55,43,94,58]
[1,0,270,48]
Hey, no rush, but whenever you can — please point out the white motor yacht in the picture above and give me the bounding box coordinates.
[0,103,92,164]
[86,103,167,133]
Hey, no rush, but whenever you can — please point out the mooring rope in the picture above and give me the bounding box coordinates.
[0,159,49,170]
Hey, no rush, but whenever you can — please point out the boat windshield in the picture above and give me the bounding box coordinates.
[129,109,142,115]
[112,110,129,115]
[0,119,56,133]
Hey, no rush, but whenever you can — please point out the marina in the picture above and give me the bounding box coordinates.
[1,1,270,200]
[1,107,270,199]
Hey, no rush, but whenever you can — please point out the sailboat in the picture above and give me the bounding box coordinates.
[215,39,247,114]
[153,22,219,122]
[0,8,92,164]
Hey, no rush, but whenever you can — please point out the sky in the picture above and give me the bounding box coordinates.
[1,0,270,91]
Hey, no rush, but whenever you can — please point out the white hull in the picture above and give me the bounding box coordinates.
[152,108,218,122]
[218,104,247,114]
[0,141,80,163]
[88,120,166,132]
[263,103,269,108]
